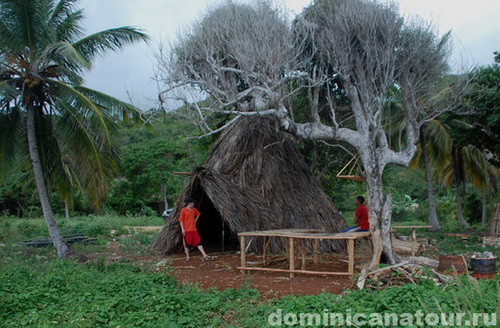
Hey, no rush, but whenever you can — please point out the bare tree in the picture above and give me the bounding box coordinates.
[157,1,311,130]
[157,0,466,268]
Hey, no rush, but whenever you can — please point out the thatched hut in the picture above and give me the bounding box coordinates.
[152,116,348,255]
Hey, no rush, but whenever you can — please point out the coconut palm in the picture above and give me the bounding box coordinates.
[462,145,499,225]
[411,120,452,231]
[0,0,149,258]
[412,118,498,229]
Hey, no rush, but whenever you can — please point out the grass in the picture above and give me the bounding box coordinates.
[0,215,499,327]
[0,214,164,241]
[1,256,498,327]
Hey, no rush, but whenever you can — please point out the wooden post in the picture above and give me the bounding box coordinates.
[347,238,355,278]
[300,239,306,270]
[240,235,246,270]
[289,237,295,278]
[263,236,268,266]
[313,239,319,264]
[411,228,417,256]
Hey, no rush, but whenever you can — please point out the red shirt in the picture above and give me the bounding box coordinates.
[178,207,200,232]
[355,204,369,231]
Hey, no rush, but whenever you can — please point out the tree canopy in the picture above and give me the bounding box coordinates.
[0,0,149,257]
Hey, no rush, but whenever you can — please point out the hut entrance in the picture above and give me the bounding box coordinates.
[196,192,239,252]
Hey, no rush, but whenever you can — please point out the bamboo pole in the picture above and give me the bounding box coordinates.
[300,239,307,270]
[245,237,254,254]
[313,239,319,264]
[240,235,246,271]
[236,266,351,276]
[289,237,295,278]
[245,257,288,267]
[411,228,416,256]
[263,236,268,266]
[348,239,355,278]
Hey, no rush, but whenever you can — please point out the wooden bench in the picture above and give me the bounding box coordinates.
[238,229,371,279]
[391,225,432,256]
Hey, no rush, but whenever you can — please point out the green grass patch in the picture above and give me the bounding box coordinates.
[0,258,260,327]
[1,257,498,327]
[1,215,498,327]
[0,215,164,243]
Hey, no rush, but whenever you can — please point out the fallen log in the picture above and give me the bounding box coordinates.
[405,256,439,269]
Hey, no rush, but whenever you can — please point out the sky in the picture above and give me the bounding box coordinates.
[78,0,500,110]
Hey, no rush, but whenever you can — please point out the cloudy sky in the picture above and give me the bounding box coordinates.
[78,0,500,110]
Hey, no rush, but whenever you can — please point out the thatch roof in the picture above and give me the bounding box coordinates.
[151,116,348,255]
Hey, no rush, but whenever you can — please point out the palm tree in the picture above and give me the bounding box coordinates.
[462,145,498,226]
[0,0,149,258]
[411,120,452,231]
[413,119,498,230]
[434,125,497,229]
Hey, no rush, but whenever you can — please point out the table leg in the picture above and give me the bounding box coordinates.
[313,239,319,264]
[301,239,306,270]
[289,237,295,278]
[240,235,246,270]
[348,239,355,279]
[263,236,268,266]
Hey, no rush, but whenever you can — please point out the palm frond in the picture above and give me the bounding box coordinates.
[409,145,422,168]
[0,13,19,51]
[48,80,120,206]
[42,41,90,69]
[462,145,489,190]
[0,107,24,178]
[49,0,84,42]
[425,120,452,167]
[54,103,120,206]
[75,86,141,121]
[53,9,84,43]
[0,79,21,101]
[73,27,150,62]
[49,80,114,142]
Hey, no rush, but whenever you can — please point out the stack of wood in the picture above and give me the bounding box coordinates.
[356,261,453,289]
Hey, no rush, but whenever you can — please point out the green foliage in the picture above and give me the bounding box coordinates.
[426,230,499,254]
[1,215,498,327]
[460,58,500,165]
[249,276,499,327]
[0,258,260,327]
[297,141,365,212]
[0,215,164,244]
[0,0,150,211]
[464,189,482,224]
[1,249,498,327]
[106,114,211,215]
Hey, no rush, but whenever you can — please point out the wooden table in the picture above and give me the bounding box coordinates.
[238,229,371,279]
[391,225,432,256]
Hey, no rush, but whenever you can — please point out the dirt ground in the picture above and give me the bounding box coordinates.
[95,231,496,297]
[100,238,375,298]
[162,252,365,298]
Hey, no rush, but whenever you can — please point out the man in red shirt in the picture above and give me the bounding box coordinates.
[178,198,211,261]
[342,196,370,232]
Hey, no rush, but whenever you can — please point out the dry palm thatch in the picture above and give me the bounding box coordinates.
[151,116,348,255]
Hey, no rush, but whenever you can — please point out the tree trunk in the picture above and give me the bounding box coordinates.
[420,131,441,231]
[481,191,487,226]
[26,107,70,259]
[364,155,399,269]
[162,183,168,211]
[64,202,70,220]
[455,182,469,229]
